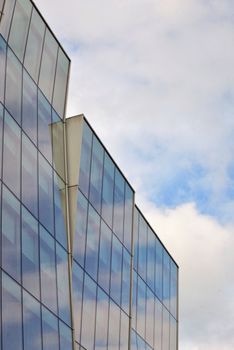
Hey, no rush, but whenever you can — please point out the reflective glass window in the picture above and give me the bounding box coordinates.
[101,152,114,227]
[0,36,6,103]
[22,206,40,298]
[113,168,125,242]
[39,29,58,102]
[2,185,21,281]
[138,215,147,281]
[146,287,154,347]
[163,250,170,309]
[120,311,129,350]
[52,48,69,117]
[38,90,52,164]
[81,274,97,350]
[5,48,22,124]
[56,243,71,325]
[170,260,178,319]
[95,288,109,350]
[9,0,32,61]
[0,104,3,177]
[42,307,59,350]
[147,229,155,291]
[137,276,146,339]
[23,290,42,350]
[3,110,20,196]
[85,204,100,280]
[0,0,15,40]
[24,8,45,82]
[38,154,54,234]
[108,300,120,350]
[79,122,92,197]
[59,321,73,350]
[155,239,163,301]
[131,330,137,350]
[132,271,137,330]
[137,333,147,350]
[89,135,104,213]
[162,307,170,350]
[52,110,65,180]
[110,235,122,306]
[54,173,67,248]
[98,220,112,293]
[40,225,57,314]
[2,273,23,350]
[22,133,38,217]
[122,248,131,314]
[22,70,37,144]
[72,262,84,343]
[154,298,162,350]
[133,207,139,270]
[74,190,88,267]
[124,183,133,252]
[170,316,177,350]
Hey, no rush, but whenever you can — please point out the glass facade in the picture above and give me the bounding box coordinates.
[0,1,178,350]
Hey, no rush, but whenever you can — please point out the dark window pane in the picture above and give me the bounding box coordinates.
[113,169,125,242]
[40,225,57,314]
[95,288,109,350]
[22,133,38,217]
[74,190,88,267]
[0,0,15,40]
[38,154,54,234]
[42,307,59,350]
[121,248,131,314]
[155,239,163,301]
[124,183,133,252]
[2,272,23,350]
[23,291,42,350]
[101,153,114,227]
[22,206,40,298]
[72,262,83,343]
[108,300,120,350]
[85,204,100,280]
[0,36,6,103]
[52,48,69,118]
[24,8,45,82]
[52,110,65,180]
[22,70,37,144]
[2,185,21,281]
[110,235,122,306]
[39,29,58,102]
[89,136,104,213]
[54,172,67,248]
[59,321,72,350]
[5,48,22,124]
[98,220,111,294]
[79,122,92,197]
[9,0,32,61]
[38,91,52,164]
[163,250,170,309]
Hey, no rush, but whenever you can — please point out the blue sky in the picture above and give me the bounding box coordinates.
[37,1,234,349]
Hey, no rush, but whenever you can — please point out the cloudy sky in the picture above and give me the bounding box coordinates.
[37,0,234,349]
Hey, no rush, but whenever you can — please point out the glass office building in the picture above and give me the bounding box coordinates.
[0,1,178,350]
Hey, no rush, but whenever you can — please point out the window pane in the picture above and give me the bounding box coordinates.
[5,48,22,124]
[85,204,100,280]
[101,153,114,228]
[108,300,120,350]
[98,220,111,293]
[110,235,122,306]
[170,317,177,350]
[72,262,83,343]
[113,169,125,242]
[23,291,42,350]
[89,136,104,213]
[22,70,37,144]
[0,36,6,103]
[9,0,32,61]
[38,91,52,164]
[52,110,65,180]
[155,239,163,301]
[163,250,170,309]
[22,133,38,217]
[2,185,21,281]
[131,271,137,330]
[24,8,45,82]
[170,260,178,319]
[138,215,147,281]
[79,122,92,197]
[124,183,133,252]
[0,0,15,40]
[0,103,3,177]
[162,307,170,350]
[95,288,109,350]
[54,172,67,248]
[56,243,71,325]
[52,48,69,118]
[2,272,23,350]
[120,311,129,350]
[137,276,146,339]
[146,287,154,347]
[38,154,54,234]
[74,190,88,267]
[40,225,57,314]
[42,307,59,350]
[121,248,131,314]
[133,207,139,270]
[22,206,40,298]
[59,321,72,350]
[147,229,155,291]
[154,298,162,350]
[39,29,58,102]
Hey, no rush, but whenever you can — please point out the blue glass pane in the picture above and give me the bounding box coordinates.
[22,206,40,298]
[22,71,37,144]
[131,330,137,350]
[23,291,42,350]
[155,239,163,301]
[85,205,100,280]
[40,225,57,314]
[3,110,21,197]
[74,190,88,267]
[170,260,178,319]
[95,288,109,350]
[124,183,133,252]
[0,0,15,41]
[72,262,84,343]
[5,48,22,124]
[89,136,104,213]
[132,271,137,330]
[138,215,147,281]
[0,104,3,178]
[154,297,162,350]
[79,122,92,197]
[121,248,131,314]
[2,272,23,350]
[2,185,21,282]
[59,321,73,350]
[38,91,52,164]
[42,307,59,350]
[98,220,112,293]
[147,229,155,291]
[108,300,120,350]
[101,153,114,228]
[146,287,154,347]
[113,168,125,242]
[133,208,139,270]
[110,235,122,306]
[54,173,67,248]
[0,36,6,103]
[52,110,65,180]
[120,311,129,350]
[137,276,146,339]
[22,133,38,217]
[163,250,170,309]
